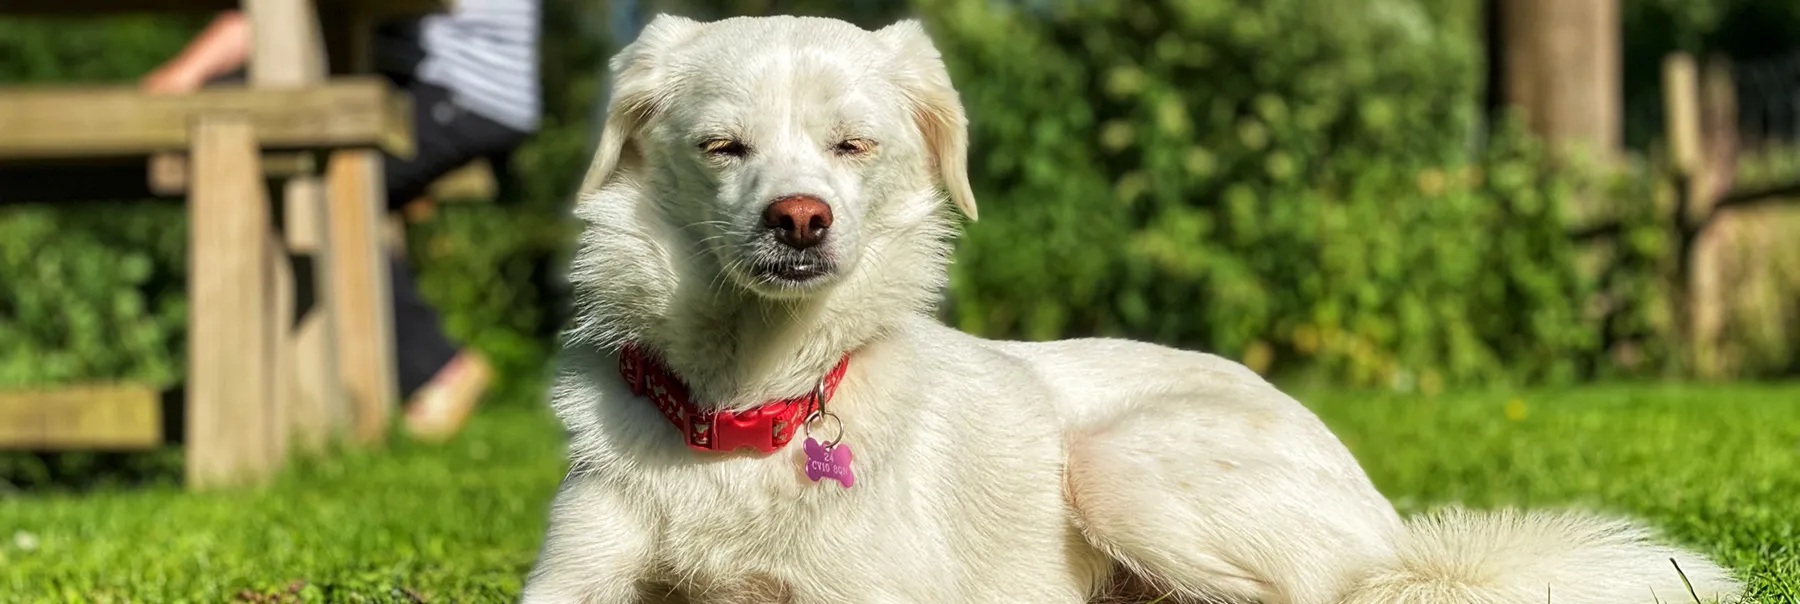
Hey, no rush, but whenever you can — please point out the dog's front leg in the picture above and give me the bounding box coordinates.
[522,476,655,603]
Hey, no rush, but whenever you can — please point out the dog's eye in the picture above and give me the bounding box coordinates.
[833,138,877,156]
[700,138,749,157]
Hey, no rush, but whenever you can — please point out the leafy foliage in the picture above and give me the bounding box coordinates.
[926,0,1615,388]
[0,206,187,389]
[0,0,1783,397]
[0,13,588,400]
[0,17,197,390]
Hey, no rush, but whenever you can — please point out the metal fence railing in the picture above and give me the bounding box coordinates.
[1733,49,1800,151]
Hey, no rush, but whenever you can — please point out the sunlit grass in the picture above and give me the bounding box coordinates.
[0,382,1794,602]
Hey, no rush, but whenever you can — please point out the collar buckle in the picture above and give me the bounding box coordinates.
[707,405,787,453]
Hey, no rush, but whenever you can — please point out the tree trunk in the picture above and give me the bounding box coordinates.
[1497,0,1622,163]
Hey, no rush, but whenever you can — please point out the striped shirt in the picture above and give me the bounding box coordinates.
[411,0,542,133]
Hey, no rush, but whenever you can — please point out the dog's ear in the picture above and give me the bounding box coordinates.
[579,14,704,194]
[877,20,977,222]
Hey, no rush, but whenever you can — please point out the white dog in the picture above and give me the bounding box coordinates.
[524,14,1743,604]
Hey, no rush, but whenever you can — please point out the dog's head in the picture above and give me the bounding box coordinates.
[576,15,975,302]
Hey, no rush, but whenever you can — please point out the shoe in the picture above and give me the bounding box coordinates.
[402,350,494,442]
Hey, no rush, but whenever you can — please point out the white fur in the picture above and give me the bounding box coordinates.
[523,15,1744,604]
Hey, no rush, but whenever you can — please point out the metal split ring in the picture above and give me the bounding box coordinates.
[803,410,844,448]
[803,377,844,447]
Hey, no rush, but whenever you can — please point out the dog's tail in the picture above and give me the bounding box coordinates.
[1340,507,1742,604]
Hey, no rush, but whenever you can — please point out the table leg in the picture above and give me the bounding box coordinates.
[247,0,326,88]
[318,6,400,446]
[283,174,347,450]
[327,149,398,445]
[185,116,280,489]
[248,0,346,455]
[267,216,293,464]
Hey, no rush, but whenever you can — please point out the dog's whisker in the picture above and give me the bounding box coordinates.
[680,218,732,229]
[711,254,746,296]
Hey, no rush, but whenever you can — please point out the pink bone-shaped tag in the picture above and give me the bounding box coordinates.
[802,437,854,488]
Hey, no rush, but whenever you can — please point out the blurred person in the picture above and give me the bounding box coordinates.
[140,1,542,440]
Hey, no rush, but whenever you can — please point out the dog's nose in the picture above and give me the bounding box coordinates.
[763,195,834,249]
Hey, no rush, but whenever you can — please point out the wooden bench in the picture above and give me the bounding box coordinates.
[0,0,441,490]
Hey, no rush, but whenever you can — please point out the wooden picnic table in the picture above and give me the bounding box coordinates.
[0,0,443,488]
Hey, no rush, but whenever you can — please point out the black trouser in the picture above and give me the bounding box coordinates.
[207,69,529,399]
[381,78,529,397]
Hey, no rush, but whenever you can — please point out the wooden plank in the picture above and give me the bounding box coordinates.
[327,149,398,445]
[250,0,327,459]
[1689,56,1742,380]
[0,79,412,160]
[146,2,326,204]
[268,217,296,462]
[0,0,443,18]
[147,153,187,196]
[1664,53,1702,176]
[185,116,280,489]
[1698,55,1739,215]
[284,175,349,450]
[249,0,325,88]
[146,151,317,196]
[319,0,400,446]
[0,385,162,449]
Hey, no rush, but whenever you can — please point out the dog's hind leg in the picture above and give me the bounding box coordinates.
[1064,391,1404,604]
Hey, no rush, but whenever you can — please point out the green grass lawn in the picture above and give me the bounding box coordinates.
[1,382,1796,603]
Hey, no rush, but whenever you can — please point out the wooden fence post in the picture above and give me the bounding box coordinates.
[1666,52,1746,378]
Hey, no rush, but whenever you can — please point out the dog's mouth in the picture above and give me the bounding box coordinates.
[717,231,846,297]
[751,260,834,284]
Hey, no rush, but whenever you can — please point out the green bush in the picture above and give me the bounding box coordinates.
[0,17,197,390]
[925,0,1616,388]
[403,199,576,405]
[0,205,188,389]
[0,0,1745,400]
[0,13,588,403]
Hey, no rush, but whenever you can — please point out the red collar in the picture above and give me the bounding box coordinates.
[618,343,851,454]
